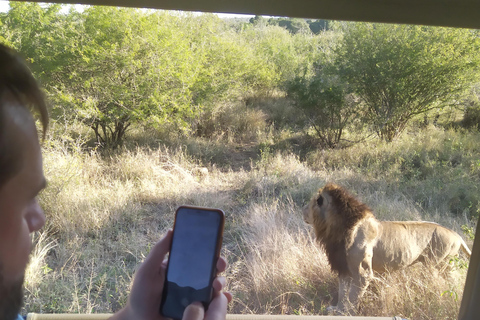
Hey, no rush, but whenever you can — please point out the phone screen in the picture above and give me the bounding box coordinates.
[160,206,224,320]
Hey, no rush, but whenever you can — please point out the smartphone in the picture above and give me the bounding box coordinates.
[160,205,225,320]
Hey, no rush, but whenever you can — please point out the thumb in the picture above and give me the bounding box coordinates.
[134,229,173,292]
[182,302,205,320]
[142,229,172,273]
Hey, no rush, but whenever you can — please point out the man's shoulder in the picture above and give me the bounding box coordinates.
[17,315,25,320]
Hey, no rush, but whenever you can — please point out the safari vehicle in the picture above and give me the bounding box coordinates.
[11,0,480,319]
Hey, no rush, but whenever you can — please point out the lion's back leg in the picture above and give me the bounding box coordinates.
[419,227,463,267]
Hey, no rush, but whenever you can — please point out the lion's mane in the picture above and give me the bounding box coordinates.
[310,183,372,276]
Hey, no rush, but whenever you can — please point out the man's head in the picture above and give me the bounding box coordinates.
[0,43,49,319]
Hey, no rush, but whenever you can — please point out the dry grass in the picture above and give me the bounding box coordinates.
[22,124,476,319]
[361,264,467,319]
[228,200,336,315]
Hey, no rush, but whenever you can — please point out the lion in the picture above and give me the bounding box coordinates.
[302,183,472,314]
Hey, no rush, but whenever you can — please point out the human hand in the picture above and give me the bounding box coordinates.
[181,260,233,320]
[111,230,232,320]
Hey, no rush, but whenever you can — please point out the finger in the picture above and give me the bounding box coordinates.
[212,276,226,293]
[182,302,205,320]
[205,290,228,320]
[216,257,227,273]
[223,291,233,303]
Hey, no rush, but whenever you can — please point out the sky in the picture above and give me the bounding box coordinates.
[0,0,9,12]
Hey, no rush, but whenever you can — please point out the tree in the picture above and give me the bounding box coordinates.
[287,31,358,149]
[45,7,202,147]
[249,15,267,26]
[307,19,331,34]
[72,8,205,146]
[267,17,310,35]
[187,14,276,104]
[242,24,327,90]
[0,2,69,80]
[336,23,480,141]
[288,70,358,148]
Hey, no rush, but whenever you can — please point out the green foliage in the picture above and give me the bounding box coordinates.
[0,2,64,66]
[286,30,358,148]
[441,289,459,302]
[1,6,280,147]
[307,19,331,34]
[249,15,267,26]
[461,85,480,130]
[3,5,480,150]
[250,16,331,34]
[461,225,476,241]
[56,8,206,147]
[242,25,327,90]
[287,73,358,148]
[267,17,310,35]
[190,23,276,104]
[336,22,480,141]
[448,255,469,271]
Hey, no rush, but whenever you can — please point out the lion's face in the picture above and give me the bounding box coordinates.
[302,187,332,226]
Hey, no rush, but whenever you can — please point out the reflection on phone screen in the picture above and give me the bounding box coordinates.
[168,209,220,289]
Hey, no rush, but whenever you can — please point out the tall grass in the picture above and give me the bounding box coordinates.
[24,122,476,319]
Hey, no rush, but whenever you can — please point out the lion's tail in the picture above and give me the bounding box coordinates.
[460,238,472,258]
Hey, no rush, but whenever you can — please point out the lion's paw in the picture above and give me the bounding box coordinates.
[326,305,344,315]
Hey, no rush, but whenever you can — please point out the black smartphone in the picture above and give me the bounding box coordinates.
[160,205,225,320]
